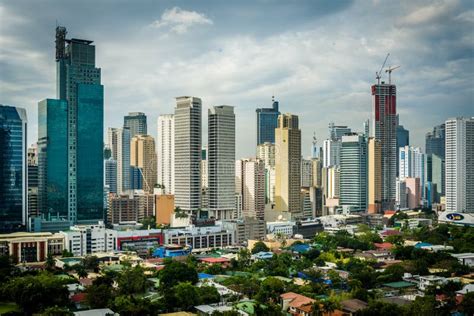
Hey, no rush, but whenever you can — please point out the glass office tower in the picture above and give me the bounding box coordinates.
[256,97,280,145]
[124,112,147,138]
[38,26,104,225]
[0,105,27,232]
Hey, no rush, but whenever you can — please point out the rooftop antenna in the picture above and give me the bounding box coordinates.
[385,65,401,84]
[376,53,390,84]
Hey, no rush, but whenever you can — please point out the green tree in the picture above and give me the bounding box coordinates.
[3,273,69,315]
[118,266,149,295]
[112,295,155,316]
[45,253,56,271]
[0,255,17,283]
[255,277,286,304]
[159,260,198,290]
[237,248,251,267]
[86,283,115,308]
[139,216,156,229]
[321,299,338,316]
[251,241,270,254]
[81,256,100,272]
[459,292,474,315]
[75,264,88,279]
[41,306,74,316]
[198,285,221,304]
[61,249,74,258]
[172,282,201,310]
[355,300,404,316]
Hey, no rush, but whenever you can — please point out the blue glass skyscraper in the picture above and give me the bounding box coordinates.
[256,97,280,145]
[0,105,27,232]
[38,26,104,225]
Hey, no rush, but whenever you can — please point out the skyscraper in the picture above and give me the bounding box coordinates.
[339,134,368,212]
[368,138,381,213]
[27,146,39,219]
[38,99,68,222]
[328,123,351,141]
[124,112,147,138]
[426,123,445,158]
[396,115,410,177]
[174,97,202,213]
[104,158,117,194]
[372,82,397,211]
[256,97,280,145]
[131,135,157,193]
[54,26,104,224]
[107,128,131,194]
[157,114,175,194]
[322,139,342,168]
[275,114,301,214]
[257,142,276,204]
[399,146,426,205]
[208,106,236,220]
[445,117,474,213]
[0,105,27,232]
[235,159,265,219]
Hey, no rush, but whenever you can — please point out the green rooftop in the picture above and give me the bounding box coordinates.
[383,281,415,288]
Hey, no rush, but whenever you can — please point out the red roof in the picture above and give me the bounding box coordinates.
[79,278,93,286]
[380,230,401,236]
[199,257,230,263]
[71,293,86,303]
[374,242,394,250]
[280,292,315,309]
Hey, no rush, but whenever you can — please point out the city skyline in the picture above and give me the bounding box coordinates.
[1,1,473,159]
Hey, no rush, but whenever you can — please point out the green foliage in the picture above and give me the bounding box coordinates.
[251,241,270,254]
[139,216,157,229]
[159,260,198,290]
[41,306,74,316]
[112,295,155,316]
[255,277,286,304]
[459,292,474,315]
[355,300,404,316]
[45,253,56,271]
[198,285,221,304]
[1,272,70,314]
[303,248,321,261]
[86,282,115,308]
[0,255,17,283]
[220,276,260,298]
[314,231,375,251]
[174,207,189,219]
[61,249,74,258]
[118,265,149,295]
[81,255,100,272]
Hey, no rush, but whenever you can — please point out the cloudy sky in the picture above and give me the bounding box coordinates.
[1,0,473,158]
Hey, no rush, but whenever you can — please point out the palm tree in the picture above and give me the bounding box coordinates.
[311,301,323,316]
[75,264,88,279]
[322,300,338,316]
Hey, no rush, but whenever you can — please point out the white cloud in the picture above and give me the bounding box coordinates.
[396,0,459,27]
[150,7,213,34]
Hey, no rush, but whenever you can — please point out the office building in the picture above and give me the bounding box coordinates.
[406,177,421,209]
[368,138,382,214]
[339,134,367,212]
[174,96,202,212]
[108,195,139,224]
[426,123,445,158]
[323,139,342,168]
[301,159,313,187]
[27,146,39,219]
[130,166,143,190]
[372,82,397,211]
[0,105,27,232]
[235,159,265,219]
[107,127,131,194]
[104,158,118,194]
[222,217,266,245]
[428,154,444,203]
[256,97,280,145]
[157,114,174,194]
[155,194,175,226]
[0,232,64,263]
[124,112,147,138]
[39,27,104,225]
[328,122,351,141]
[208,106,236,220]
[396,180,408,209]
[275,114,301,215]
[445,117,474,213]
[60,222,116,257]
[396,116,410,177]
[131,134,157,193]
[257,142,276,204]
[399,146,426,204]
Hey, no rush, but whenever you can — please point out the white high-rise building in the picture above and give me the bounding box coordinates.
[201,146,208,188]
[174,97,201,212]
[157,114,174,194]
[445,117,474,213]
[257,142,276,204]
[399,146,426,204]
[235,159,265,219]
[323,139,342,168]
[208,106,235,220]
[107,127,131,194]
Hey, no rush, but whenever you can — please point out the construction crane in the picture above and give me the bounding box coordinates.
[376,53,390,85]
[385,65,401,84]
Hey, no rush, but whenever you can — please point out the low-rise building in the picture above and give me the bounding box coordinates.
[163,224,234,251]
[60,222,117,257]
[222,217,266,245]
[419,275,448,291]
[451,253,474,267]
[266,221,295,237]
[280,292,315,316]
[0,232,65,263]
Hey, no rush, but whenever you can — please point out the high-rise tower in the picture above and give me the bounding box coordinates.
[174,97,202,213]
[131,135,157,193]
[256,97,280,145]
[274,113,301,215]
[208,106,235,219]
[124,112,147,138]
[372,83,397,211]
[39,26,104,224]
[157,114,174,194]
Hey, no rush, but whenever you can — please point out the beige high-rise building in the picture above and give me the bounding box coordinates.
[235,159,265,219]
[131,135,157,193]
[275,114,301,214]
[368,137,382,214]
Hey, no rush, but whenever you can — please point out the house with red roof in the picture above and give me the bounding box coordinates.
[280,292,315,316]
